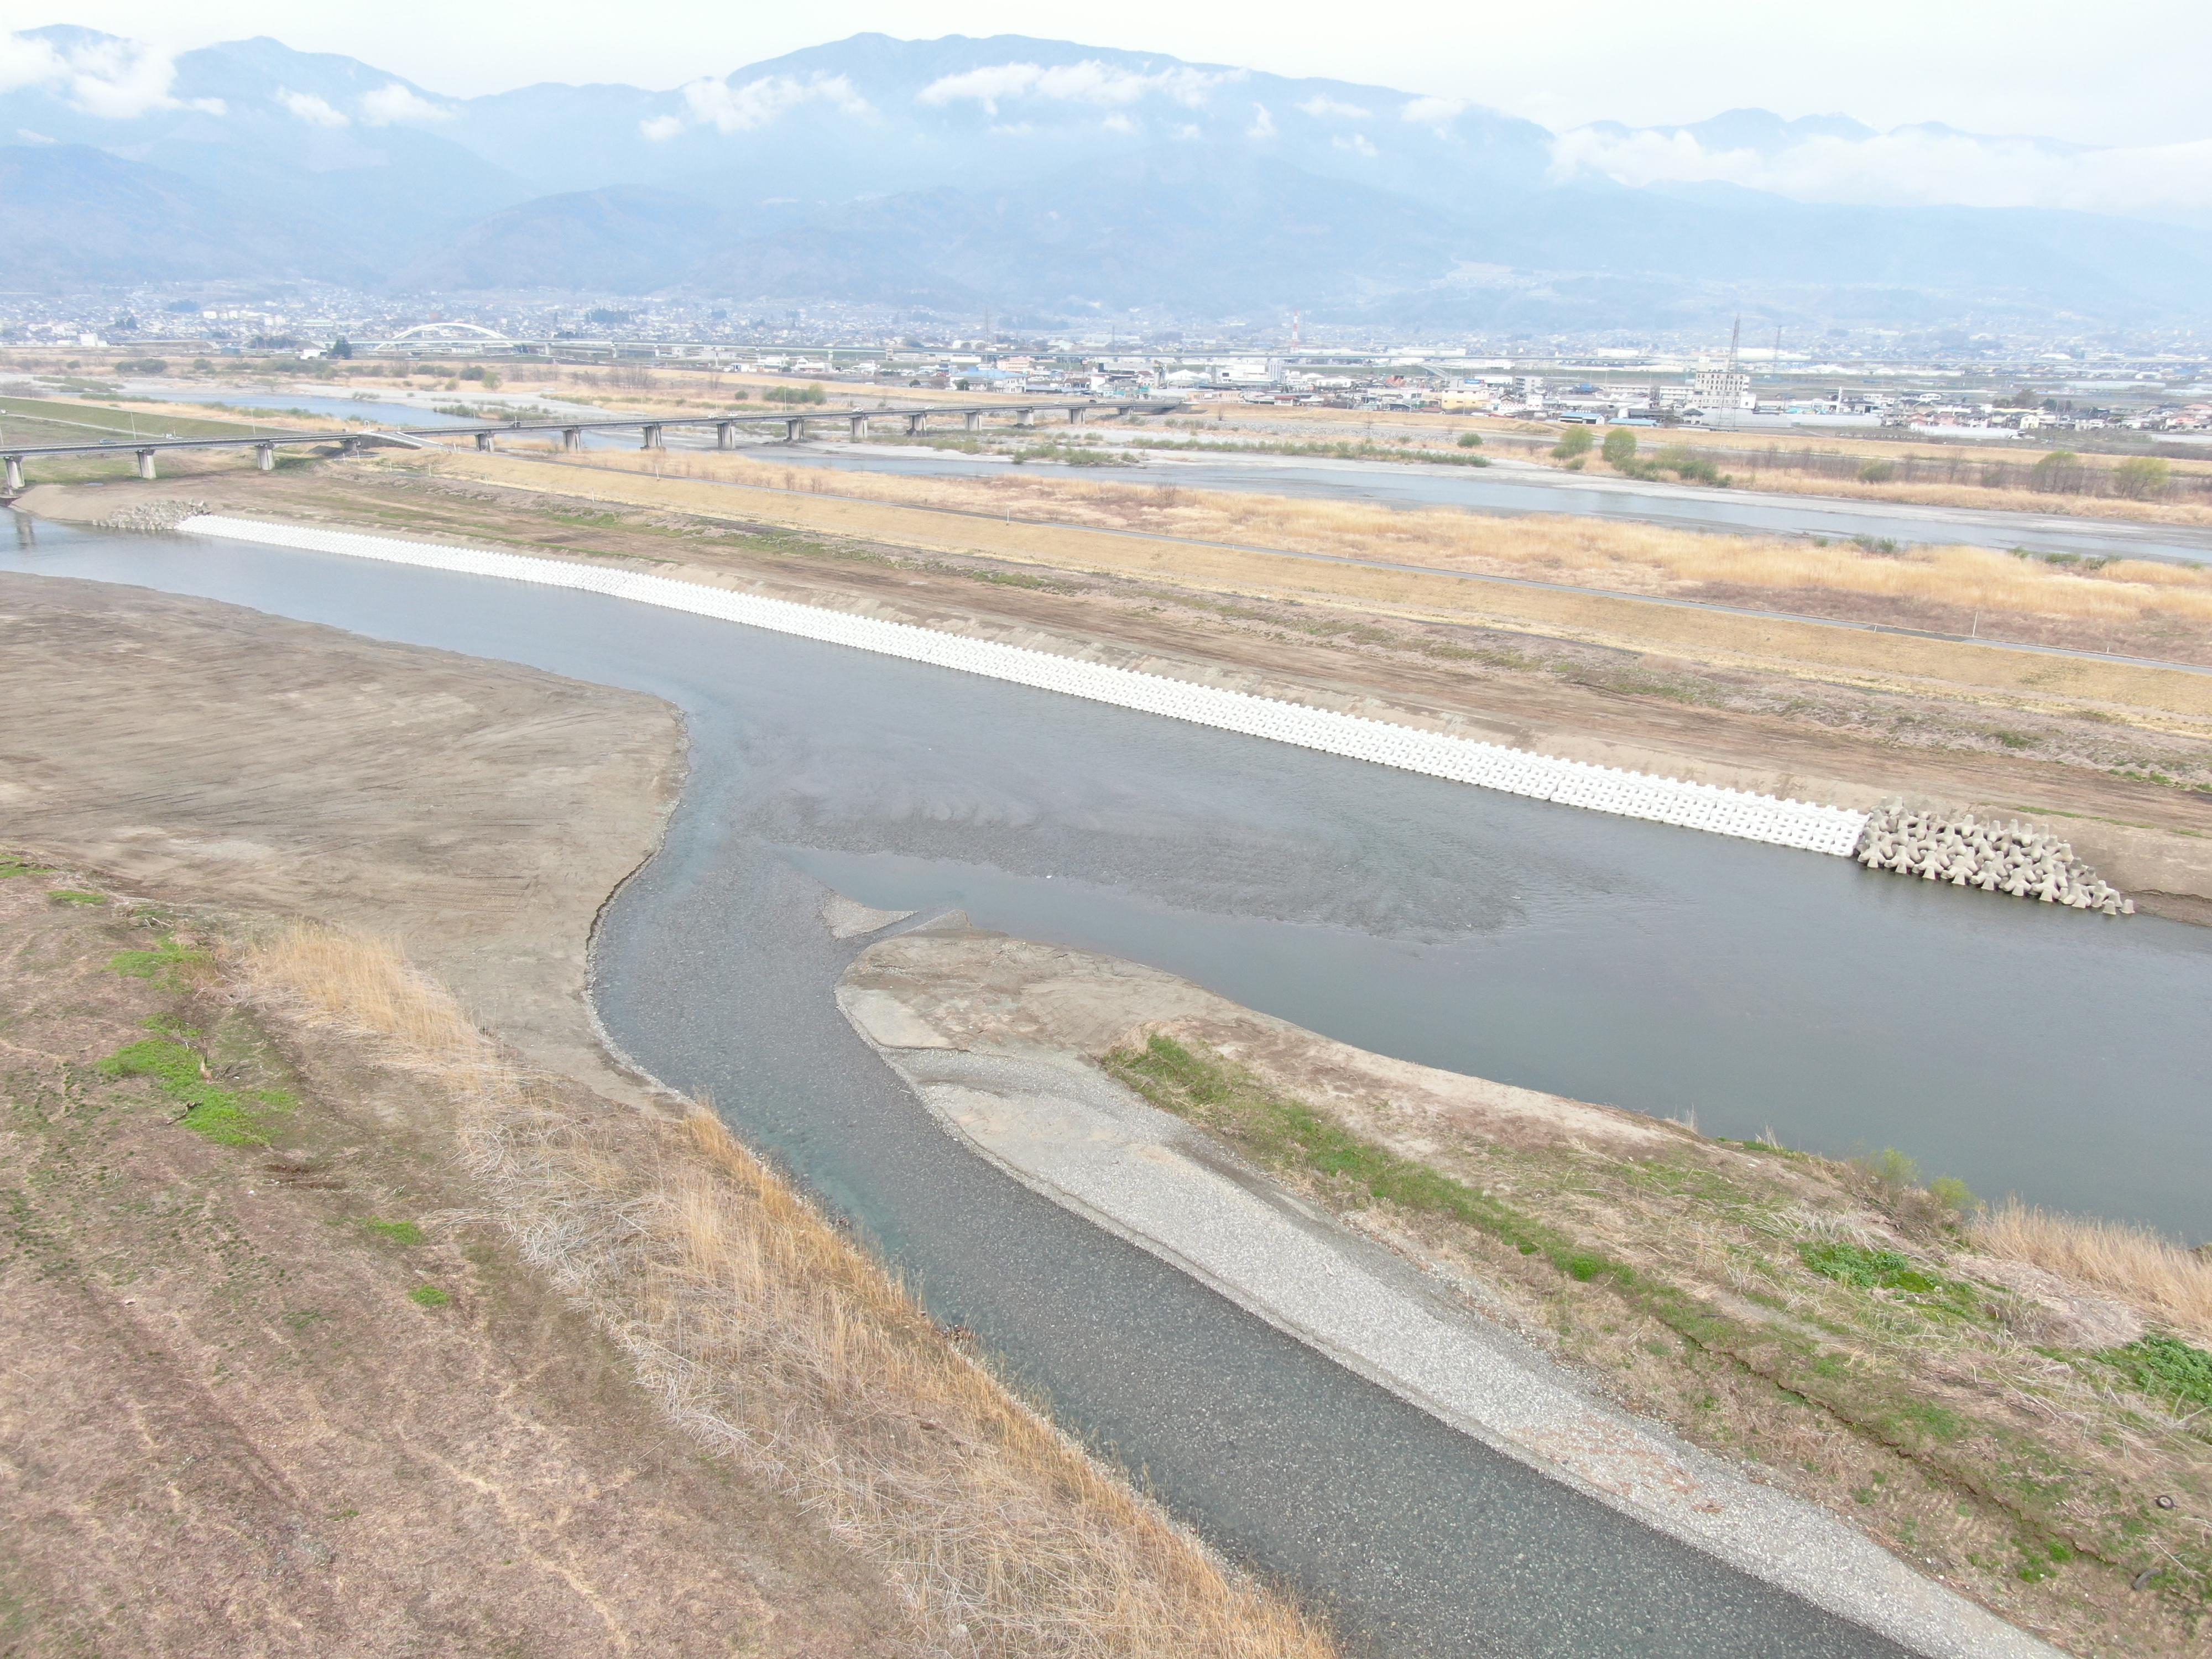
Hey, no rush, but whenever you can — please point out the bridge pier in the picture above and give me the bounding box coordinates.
[641,425,664,451]
[562,428,582,451]
[136,448,158,481]
[255,444,275,472]
[1015,408,1035,427]
[475,432,495,453]
[906,412,926,436]
[1068,406,1087,426]
[5,457,22,492]
[848,414,869,439]
[964,410,983,432]
[339,436,361,457]
[715,422,734,451]
[783,419,802,442]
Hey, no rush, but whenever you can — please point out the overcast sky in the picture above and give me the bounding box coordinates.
[7,0,2209,145]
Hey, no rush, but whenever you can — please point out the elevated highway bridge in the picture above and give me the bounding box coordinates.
[1,399,1182,492]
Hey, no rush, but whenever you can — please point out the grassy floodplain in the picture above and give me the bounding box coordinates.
[1107,1033,2212,1656]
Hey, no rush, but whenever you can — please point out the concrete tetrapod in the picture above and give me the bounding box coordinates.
[1853,801,2133,915]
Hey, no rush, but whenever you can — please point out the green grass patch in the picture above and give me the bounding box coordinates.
[1009,443,1133,466]
[46,889,108,906]
[1107,1034,1683,1307]
[0,858,50,880]
[108,933,213,990]
[1801,1240,1943,1292]
[969,567,1079,592]
[96,1035,291,1146]
[408,1284,451,1309]
[363,1219,426,1246]
[1103,1032,2095,1515]
[0,394,264,441]
[2101,1334,2212,1413]
[1799,1240,1992,1322]
[1128,435,1490,467]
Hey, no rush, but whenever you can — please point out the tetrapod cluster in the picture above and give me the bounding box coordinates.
[1854,801,2131,915]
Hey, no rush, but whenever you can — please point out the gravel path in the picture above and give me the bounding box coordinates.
[842,976,2060,1659]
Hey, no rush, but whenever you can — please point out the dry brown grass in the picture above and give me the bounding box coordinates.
[396,448,2212,720]
[242,924,1333,1659]
[1650,467,2212,529]
[1973,1200,2212,1344]
[552,446,2212,631]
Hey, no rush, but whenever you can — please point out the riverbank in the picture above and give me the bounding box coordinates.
[0,575,1334,1658]
[20,461,2206,916]
[842,921,2212,1658]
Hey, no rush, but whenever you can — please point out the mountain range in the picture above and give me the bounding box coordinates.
[4,24,2207,332]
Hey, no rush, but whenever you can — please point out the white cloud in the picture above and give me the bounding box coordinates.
[1297,95,1370,121]
[1548,123,2212,215]
[917,60,1237,116]
[638,112,684,142]
[1103,112,1138,135]
[15,127,54,144]
[1333,133,1379,158]
[1,30,222,119]
[278,89,349,128]
[359,81,455,124]
[1401,95,1467,133]
[679,71,870,134]
[1246,103,1277,140]
[0,32,62,94]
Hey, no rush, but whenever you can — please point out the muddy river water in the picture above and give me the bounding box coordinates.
[11,515,2210,1655]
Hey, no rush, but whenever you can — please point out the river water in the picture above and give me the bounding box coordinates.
[9,517,2207,1239]
[104,382,2212,566]
[735,439,2212,567]
[18,515,2212,1655]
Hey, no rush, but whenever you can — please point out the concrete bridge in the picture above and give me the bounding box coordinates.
[1,400,1183,491]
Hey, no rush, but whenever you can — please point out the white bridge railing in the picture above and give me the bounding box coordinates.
[182,514,1870,857]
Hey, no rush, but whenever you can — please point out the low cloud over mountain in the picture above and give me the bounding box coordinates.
[6,25,2210,328]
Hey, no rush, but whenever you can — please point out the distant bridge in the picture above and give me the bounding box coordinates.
[369,322,524,354]
[1,400,1183,491]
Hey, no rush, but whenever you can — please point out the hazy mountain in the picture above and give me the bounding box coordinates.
[6,24,2209,328]
[0,143,337,288]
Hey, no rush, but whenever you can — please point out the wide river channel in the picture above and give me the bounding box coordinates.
[108,382,2212,567]
[12,514,2211,1656]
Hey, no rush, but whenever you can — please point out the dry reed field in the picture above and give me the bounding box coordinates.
[1974,1202,2212,1344]
[244,925,1335,1659]
[398,448,2212,720]
[550,446,2212,634]
[1642,465,2212,530]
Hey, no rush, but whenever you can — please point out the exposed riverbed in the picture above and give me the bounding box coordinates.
[13,512,2207,1654]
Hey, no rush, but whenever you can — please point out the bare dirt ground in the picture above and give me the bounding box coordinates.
[0,577,1333,1658]
[24,458,2206,915]
[0,573,681,1104]
[0,872,915,1657]
[848,926,2212,1659]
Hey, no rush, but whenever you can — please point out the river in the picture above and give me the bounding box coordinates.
[107,381,2212,567]
[13,515,2208,1655]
